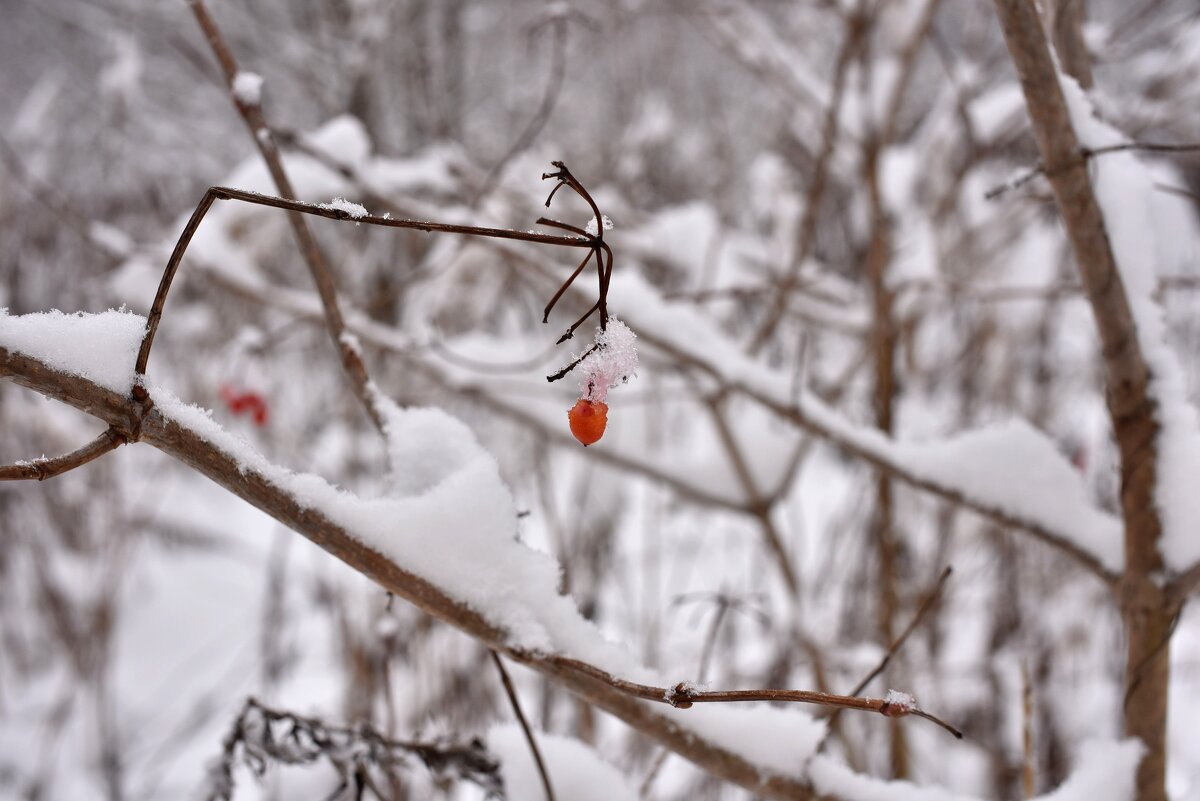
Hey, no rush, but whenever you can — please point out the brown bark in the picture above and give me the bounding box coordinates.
[865,145,907,780]
[990,3,1170,800]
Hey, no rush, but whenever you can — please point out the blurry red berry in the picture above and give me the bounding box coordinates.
[220,384,269,427]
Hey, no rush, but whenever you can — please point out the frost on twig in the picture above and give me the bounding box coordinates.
[546,318,638,393]
[879,689,918,717]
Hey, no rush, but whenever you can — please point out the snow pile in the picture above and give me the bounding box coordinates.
[890,420,1124,572]
[810,738,1142,801]
[576,319,638,403]
[489,724,638,801]
[318,197,368,219]
[1059,77,1200,571]
[232,71,264,106]
[0,308,145,393]
[611,270,1124,573]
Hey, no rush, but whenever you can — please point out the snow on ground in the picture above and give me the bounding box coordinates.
[810,739,1142,801]
[489,723,639,801]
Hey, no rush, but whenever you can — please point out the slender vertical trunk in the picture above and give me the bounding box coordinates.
[865,144,907,779]
[991,3,1171,800]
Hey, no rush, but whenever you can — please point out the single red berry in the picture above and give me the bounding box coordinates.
[568,399,608,446]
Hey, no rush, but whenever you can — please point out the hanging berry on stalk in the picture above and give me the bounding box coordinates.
[537,162,637,446]
[560,320,638,446]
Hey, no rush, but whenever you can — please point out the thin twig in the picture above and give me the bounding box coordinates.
[848,566,952,698]
[0,428,126,481]
[539,162,613,333]
[986,141,1200,200]
[206,696,503,801]
[188,0,388,430]
[491,651,556,801]
[817,566,953,752]
[546,344,599,383]
[544,655,963,739]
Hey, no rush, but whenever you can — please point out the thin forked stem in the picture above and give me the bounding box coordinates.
[134,185,596,383]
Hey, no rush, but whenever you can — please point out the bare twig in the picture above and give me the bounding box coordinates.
[817,567,953,751]
[850,566,952,699]
[539,162,613,336]
[546,344,599,383]
[0,428,126,481]
[491,651,556,801]
[545,655,963,739]
[986,141,1200,200]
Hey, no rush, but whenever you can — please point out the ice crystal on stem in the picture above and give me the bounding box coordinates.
[577,319,638,403]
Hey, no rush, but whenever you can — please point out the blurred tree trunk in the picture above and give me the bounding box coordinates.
[1041,0,1093,89]
[992,3,1171,801]
[864,140,908,780]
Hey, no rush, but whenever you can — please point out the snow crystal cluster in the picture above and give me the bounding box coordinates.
[231,71,264,106]
[318,197,368,219]
[584,214,613,237]
[577,318,638,403]
[882,689,916,713]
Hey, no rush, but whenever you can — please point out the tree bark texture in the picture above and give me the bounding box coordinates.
[990,2,1169,800]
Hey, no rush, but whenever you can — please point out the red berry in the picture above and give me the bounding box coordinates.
[568,399,608,446]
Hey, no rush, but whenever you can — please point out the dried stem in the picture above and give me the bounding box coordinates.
[545,655,963,739]
[491,651,556,801]
[135,185,594,394]
[206,696,502,801]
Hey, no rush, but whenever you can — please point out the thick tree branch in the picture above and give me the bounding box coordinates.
[0,344,859,801]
